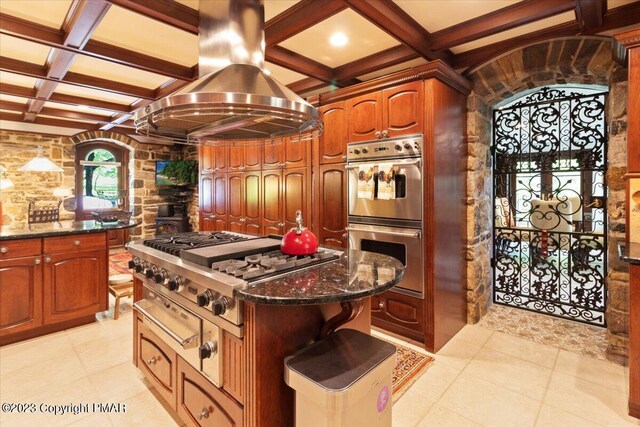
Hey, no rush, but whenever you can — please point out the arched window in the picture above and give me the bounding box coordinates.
[75,141,129,218]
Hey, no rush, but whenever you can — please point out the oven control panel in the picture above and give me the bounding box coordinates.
[347,135,422,161]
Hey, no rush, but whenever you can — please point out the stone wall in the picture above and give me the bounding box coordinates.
[463,37,630,363]
[1,130,198,241]
[183,144,200,232]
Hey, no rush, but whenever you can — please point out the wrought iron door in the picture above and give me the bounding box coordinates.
[492,87,607,326]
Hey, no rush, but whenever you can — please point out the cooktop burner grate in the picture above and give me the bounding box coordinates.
[143,232,248,256]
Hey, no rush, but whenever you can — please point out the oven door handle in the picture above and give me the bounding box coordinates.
[345,159,421,169]
[345,227,421,239]
[133,301,199,350]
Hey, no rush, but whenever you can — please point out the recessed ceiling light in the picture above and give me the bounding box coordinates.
[329,32,348,47]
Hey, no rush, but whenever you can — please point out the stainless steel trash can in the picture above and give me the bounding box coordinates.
[284,329,396,427]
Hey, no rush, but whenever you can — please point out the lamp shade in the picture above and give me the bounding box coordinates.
[18,146,63,172]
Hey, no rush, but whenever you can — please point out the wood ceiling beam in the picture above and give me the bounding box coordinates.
[455,1,640,71]
[428,0,576,51]
[333,44,420,82]
[0,101,28,114]
[266,46,334,84]
[106,0,199,34]
[1,101,114,123]
[0,83,131,113]
[25,0,112,120]
[265,0,347,46]
[576,0,606,33]
[286,78,329,95]
[342,0,451,63]
[0,112,135,134]
[0,57,155,99]
[0,13,196,80]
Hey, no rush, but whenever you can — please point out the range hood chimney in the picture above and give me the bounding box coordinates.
[134,0,322,143]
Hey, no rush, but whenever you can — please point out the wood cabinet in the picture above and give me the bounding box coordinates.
[261,170,283,235]
[0,233,109,345]
[227,172,261,235]
[317,164,347,248]
[43,249,107,324]
[107,229,127,247]
[136,314,178,407]
[282,168,310,231]
[177,357,243,427]
[0,254,43,336]
[347,81,423,142]
[371,292,424,342]
[317,102,348,164]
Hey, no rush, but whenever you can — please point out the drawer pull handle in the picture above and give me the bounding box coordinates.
[197,408,210,420]
[0,247,7,254]
[45,257,51,263]
[147,356,158,365]
[375,131,381,138]
[73,240,80,246]
[35,258,41,265]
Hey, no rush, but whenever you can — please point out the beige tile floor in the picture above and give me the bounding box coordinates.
[1,304,638,427]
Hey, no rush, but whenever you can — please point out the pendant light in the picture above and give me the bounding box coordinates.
[18,146,63,172]
[0,165,14,190]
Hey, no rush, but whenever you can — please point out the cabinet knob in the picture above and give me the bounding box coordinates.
[147,356,158,365]
[378,301,385,309]
[45,257,51,263]
[73,240,80,246]
[375,131,381,138]
[35,258,41,265]
[341,155,347,161]
[342,233,348,239]
[0,246,7,254]
[197,407,210,420]
[382,130,389,138]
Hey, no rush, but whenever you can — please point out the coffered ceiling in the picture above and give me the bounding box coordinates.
[0,0,638,138]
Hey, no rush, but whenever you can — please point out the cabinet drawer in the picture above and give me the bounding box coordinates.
[178,356,243,427]
[137,314,178,408]
[372,291,424,342]
[0,239,41,259]
[43,233,106,254]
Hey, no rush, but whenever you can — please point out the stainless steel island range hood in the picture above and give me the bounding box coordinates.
[134,0,322,143]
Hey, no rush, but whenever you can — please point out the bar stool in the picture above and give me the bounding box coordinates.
[108,273,134,320]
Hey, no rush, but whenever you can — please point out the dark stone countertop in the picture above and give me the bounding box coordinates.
[0,220,138,241]
[234,250,405,305]
[619,242,640,265]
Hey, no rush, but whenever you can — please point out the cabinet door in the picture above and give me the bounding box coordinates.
[200,175,214,231]
[284,136,308,168]
[244,172,261,235]
[107,229,126,247]
[43,249,107,324]
[227,174,244,232]
[318,164,347,248]
[177,356,243,427]
[212,174,228,231]
[371,291,424,341]
[213,145,228,172]
[228,143,244,172]
[382,81,424,137]
[0,256,43,336]
[282,168,309,231]
[262,170,283,235]
[263,138,284,169]
[244,146,262,171]
[347,91,382,142]
[201,214,215,232]
[318,101,348,164]
[137,314,178,408]
[200,145,214,174]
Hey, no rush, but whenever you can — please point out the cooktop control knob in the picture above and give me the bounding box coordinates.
[196,289,213,307]
[154,269,167,284]
[128,257,138,269]
[353,149,360,155]
[135,262,145,274]
[395,144,402,151]
[199,341,218,359]
[404,143,412,150]
[145,266,156,279]
[211,297,229,316]
[167,276,182,292]
[361,148,369,154]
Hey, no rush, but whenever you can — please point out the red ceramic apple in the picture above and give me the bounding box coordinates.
[281,210,318,256]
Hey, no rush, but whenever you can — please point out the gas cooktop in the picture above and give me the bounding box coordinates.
[143,231,248,256]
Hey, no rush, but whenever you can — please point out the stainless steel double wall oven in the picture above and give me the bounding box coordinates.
[347,135,424,297]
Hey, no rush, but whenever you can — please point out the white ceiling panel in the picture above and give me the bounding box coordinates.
[173,0,300,21]
[54,83,138,105]
[279,9,399,68]
[0,71,38,88]
[357,58,429,81]
[43,101,113,116]
[0,94,30,104]
[69,55,172,89]
[608,0,639,10]
[264,62,306,85]
[0,35,52,65]
[0,0,72,29]
[90,5,199,67]
[395,1,518,33]
[0,120,87,136]
[451,11,577,53]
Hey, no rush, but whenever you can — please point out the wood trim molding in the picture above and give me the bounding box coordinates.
[615,28,640,49]
[333,44,420,82]
[287,77,328,94]
[575,0,606,33]
[429,0,575,50]
[309,60,472,106]
[266,45,334,83]
[106,0,198,34]
[0,112,133,134]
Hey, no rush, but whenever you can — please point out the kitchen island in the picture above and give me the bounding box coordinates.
[129,238,403,427]
[0,220,137,345]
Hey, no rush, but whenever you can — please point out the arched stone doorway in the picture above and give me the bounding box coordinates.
[463,37,629,362]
